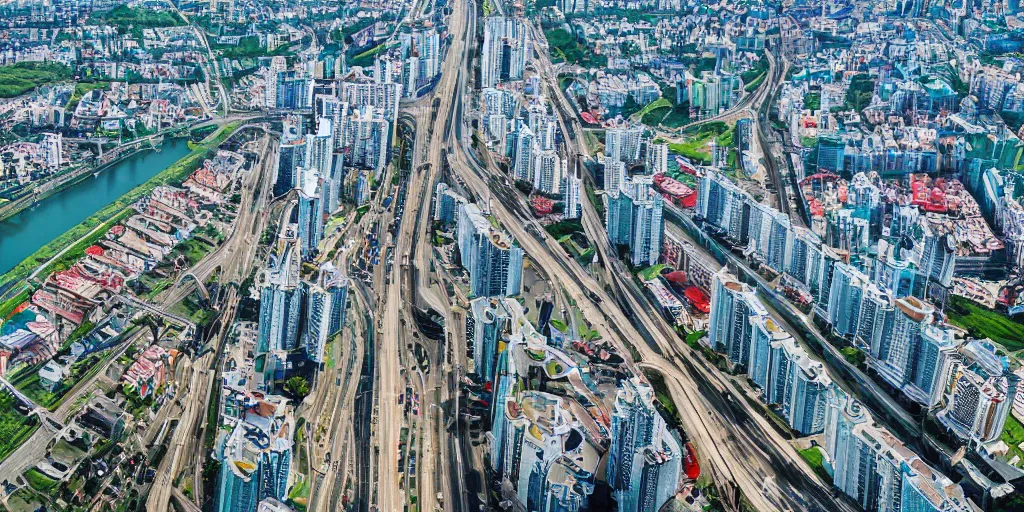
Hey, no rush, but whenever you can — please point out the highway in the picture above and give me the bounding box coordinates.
[114,5,834,512]
[301,163,391,511]
[164,0,229,116]
[146,130,278,512]
[358,0,479,509]
[304,263,365,512]
[526,23,996,510]
[448,135,853,510]
[752,50,803,226]
[442,26,855,510]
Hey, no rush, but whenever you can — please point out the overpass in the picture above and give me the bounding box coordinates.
[173,272,213,303]
[171,481,203,512]
[116,295,196,335]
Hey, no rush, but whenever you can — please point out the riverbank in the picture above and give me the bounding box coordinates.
[0,130,190,224]
[0,122,241,297]
[0,160,86,224]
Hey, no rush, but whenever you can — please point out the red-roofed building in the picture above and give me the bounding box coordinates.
[183,167,231,203]
[32,288,91,325]
[665,270,687,284]
[532,196,554,217]
[653,173,697,208]
[121,344,175,398]
[684,286,710,314]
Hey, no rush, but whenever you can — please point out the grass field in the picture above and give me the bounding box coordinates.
[544,28,607,68]
[23,468,58,493]
[288,476,311,510]
[1001,414,1024,468]
[0,288,31,319]
[637,264,667,281]
[0,62,72,98]
[684,330,706,344]
[643,370,683,429]
[632,97,671,121]
[6,489,41,512]
[348,42,392,67]
[946,296,1024,352]
[0,393,38,463]
[798,446,831,482]
[175,239,216,266]
[88,4,184,29]
[666,123,734,164]
[549,318,568,332]
[65,81,109,111]
[840,346,866,366]
[744,72,767,92]
[216,36,293,60]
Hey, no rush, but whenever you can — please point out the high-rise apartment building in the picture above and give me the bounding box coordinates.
[257,242,303,354]
[563,166,582,220]
[341,80,401,124]
[275,70,312,110]
[938,340,1018,444]
[513,125,535,184]
[296,168,324,260]
[698,170,750,243]
[764,335,831,435]
[275,123,307,196]
[607,377,682,512]
[643,142,668,175]
[399,26,441,97]
[708,269,766,367]
[871,297,956,408]
[604,159,625,193]
[467,297,511,383]
[605,125,644,163]
[786,226,821,286]
[433,182,469,224]
[342,105,390,178]
[456,202,524,297]
[825,262,870,339]
[264,56,287,109]
[214,398,293,512]
[482,16,528,87]
[606,175,664,266]
[747,203,792,274]
[303,263,348,364]
[824,389,975,512]
[533,149,563,195]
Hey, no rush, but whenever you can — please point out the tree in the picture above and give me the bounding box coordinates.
[620,95,641,118]
[136,315,166,344]
[285,376,310,398]
[845,74,875,112]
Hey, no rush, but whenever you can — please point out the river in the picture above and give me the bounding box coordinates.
[0,138,192,276]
